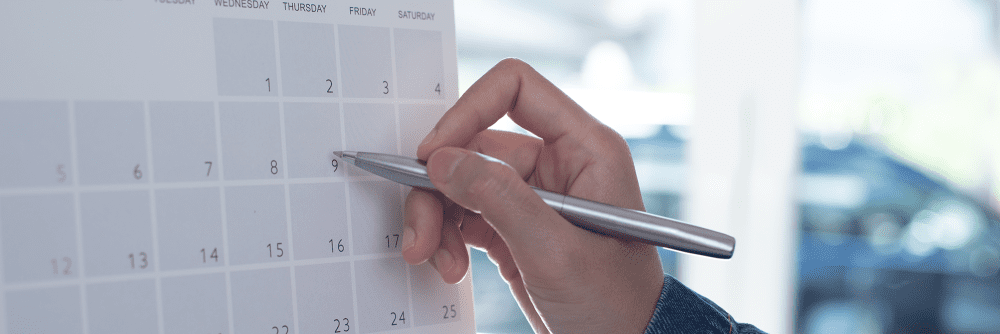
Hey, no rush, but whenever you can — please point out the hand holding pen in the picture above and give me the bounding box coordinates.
[394,59,713,334]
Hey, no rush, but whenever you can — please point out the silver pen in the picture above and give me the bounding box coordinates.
[333,151,736,259]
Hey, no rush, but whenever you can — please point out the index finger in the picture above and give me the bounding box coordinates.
[416,58,602,160]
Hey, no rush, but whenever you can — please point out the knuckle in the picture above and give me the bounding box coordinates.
[494,58,540,81]
[598,124,628,149]
[499,264,522,283]
[496,57,528,72]
[493,255,522,283]
[588,124,631,159]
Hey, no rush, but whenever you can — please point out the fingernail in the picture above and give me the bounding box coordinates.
[433,248,454,273]
[401,226,416,252]
[419,128,438,147]
[428,149,468,184]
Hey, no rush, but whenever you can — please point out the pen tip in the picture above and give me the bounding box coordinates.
[332,151,343,158]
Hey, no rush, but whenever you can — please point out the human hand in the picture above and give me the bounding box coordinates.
[402,59,664,333]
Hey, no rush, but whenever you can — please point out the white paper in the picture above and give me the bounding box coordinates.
[0,1,474,333]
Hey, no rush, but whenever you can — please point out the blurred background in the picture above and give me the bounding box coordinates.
[454,0,1000,333]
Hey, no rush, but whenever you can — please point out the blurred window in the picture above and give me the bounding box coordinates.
[796,0,1000,333]
[456,1,696,332]
[457,0,1000,333]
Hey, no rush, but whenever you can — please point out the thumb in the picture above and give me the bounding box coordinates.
[425,147,577,260]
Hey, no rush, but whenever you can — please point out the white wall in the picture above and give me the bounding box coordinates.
[680,1,800,333]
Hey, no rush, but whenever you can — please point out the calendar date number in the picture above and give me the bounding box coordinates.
[334,318,350,332]
[385,234,399,249]
[390,311,406,326]
[51,257,72,275]
[267,242,284,258]
[201,247,219,263]
[129,252,148,269]
[443,304,457,319]
[56,164,67,183]
[330,239,345,253]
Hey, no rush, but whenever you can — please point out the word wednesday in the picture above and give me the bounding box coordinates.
[283,2,325,12]
[215,0,268,9]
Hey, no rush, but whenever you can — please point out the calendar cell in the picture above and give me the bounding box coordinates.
[149,101,219,182]
[225,185,289,265]
[80,191,154,277]
[219,102,284,180]
[1,194,78,283]
[290,183,349,259]
[393,29,445,100]
[343,103,398,155]
[161,273,230,334]
[283,103,343,178]
[349,181,403,255]
[410,262,464,326]
[0,101,72,188]
[338,25,393,98]
[6,286,83,334]
[355,257,411,332]
[213,18,279,96]
[398,104,443,156]
[155,188,224,270]
[86,279,158,334]
[278,21,339,97]
[231,268,294,334]
[74,101,148,185]
[294,262,354,334]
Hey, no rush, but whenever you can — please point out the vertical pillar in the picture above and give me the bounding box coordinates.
[680,1,799,333]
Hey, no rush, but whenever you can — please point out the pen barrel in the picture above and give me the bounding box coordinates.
[534,188,736,259]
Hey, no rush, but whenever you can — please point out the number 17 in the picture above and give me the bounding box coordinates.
[386,234,399,248]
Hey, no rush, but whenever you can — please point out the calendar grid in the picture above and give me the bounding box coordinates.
[388,26,420,330]
[271,19,304,334]
[208,97,451,105]
[213,100,238,334]
[67,98,91,334]
[1,9,473,333]
[2,250,404,293]
[332,22,365,334]
[142,100,168,334]
[0,175,406,199]
[283,176,301,334]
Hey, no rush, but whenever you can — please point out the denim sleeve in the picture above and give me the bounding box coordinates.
[644,275,767,334]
